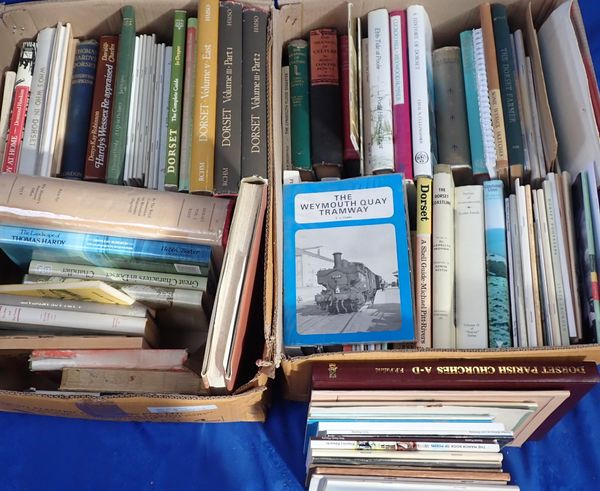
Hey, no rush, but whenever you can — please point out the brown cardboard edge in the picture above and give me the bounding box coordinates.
[281,345,600,401]
[0,384,269,422]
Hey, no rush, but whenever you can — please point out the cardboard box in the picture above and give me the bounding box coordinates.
[0,0,275,422]
[269,0,600,401]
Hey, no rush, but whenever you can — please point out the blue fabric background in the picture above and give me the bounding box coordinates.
[1,1,600,490]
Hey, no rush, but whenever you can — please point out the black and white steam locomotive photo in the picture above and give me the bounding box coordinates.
[294,223,402,335]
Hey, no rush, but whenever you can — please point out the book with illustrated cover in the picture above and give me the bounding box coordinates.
[283,174,414,351]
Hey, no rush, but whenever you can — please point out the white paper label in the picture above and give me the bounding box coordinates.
[147,405,218,414]
[295,186,393,223]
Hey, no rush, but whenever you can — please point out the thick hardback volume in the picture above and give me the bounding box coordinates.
[29,260,208,291]
[415,176,432,347]
[283,174,414,350]
[479,3,508,184]
[178,17,198,192]
[367,9,394,173]
[460,30,490,180]
[164,10,187,191]
[106,7,135,184]
[60,40,99,179]
[389,10,412,179]
[407,5,436,177]
[281,65,292,170]
[491,4,525,183]
[455,185,488,348]
[432,166,455,349]
[241,8,268,179]
[288,40,312,173]
[190,0,219,193]
[60,367,203,394]
[433,47,472,181]
[573,172,600,343]
[339,35,360,175]
[20,27,55,175]
[0,224,211,275]
[0,71,16,162]
[0,174,232,246]
[1,41,36,173]
[309,29,343,178]
[84,36,118,181]
[215,2,242,194]
[483,180,511,347]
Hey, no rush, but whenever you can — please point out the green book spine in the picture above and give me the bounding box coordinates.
[491,4,524,174]
[106,5,136,185]
[164,10,187,191]
[288,40,311,171]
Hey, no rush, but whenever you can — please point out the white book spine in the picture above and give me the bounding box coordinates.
[431,170,455,348]
[509,194,528,346]
[158,46,173,191]
[124,35,141,184]
[361,38,373,175]
[28,260,207,291]
[536,188,562,346]
[310,439,500,453]
[547,174,576,342]
[0,71,16,161]
[532,190,552,345]
[455,186,488,348]
[367,8,394,172]
[149,43,165,190]
[510,33,532,177]
[526,57,546,175]
[319,420,508,436]
[0,304,146,336]
[281,66,292,170]
[20,27,56,175]
[505,197,520,346]
[515,182,537,347]
[407,5,435,177]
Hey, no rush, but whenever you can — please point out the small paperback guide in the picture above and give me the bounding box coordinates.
[283,174,414,349]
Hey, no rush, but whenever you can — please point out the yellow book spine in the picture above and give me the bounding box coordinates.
[191,0,219,193]
[416,176,433,348]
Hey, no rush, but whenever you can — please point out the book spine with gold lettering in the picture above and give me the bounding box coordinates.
[415,176,432,347]
[190,0,219,193]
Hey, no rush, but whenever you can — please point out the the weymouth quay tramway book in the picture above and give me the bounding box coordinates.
[283,173,414,353]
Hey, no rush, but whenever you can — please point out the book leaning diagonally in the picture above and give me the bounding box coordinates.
[0,71,16,162]
[201,178,267,393]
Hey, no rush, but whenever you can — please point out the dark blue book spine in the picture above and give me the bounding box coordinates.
[61,40,99,179]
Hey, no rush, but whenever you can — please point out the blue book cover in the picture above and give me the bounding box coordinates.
[483,180,511,347]
[61,40,99,180]
[0,225,211,276]
[460,30,487,177]
[283,174,414,349]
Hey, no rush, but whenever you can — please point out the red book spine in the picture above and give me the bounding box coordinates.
[339,35,359,162]
[390,10,412,179]
[2,42,36,173]
[84,35,118,181]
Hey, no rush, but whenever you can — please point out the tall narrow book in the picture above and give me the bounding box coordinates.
[215,2,242,194]
[407,5,436,177]
[0,71,16,162]
[84,35,118,182]
[455,185,488,348]
[164,10,187,191]
[339,34,360,177]
[431,167,454,349]
[288,40,312,174]
[106,6,136,184]
[190,0,219,193]
[178,18,197,192]
[367,9,394,173]
[483,180,511,347]
[415,176,432,348]
[281,65,292,171]
[309,28,343,179]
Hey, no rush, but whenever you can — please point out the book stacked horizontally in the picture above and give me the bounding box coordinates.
[304,359,600,490]
[0,2,269,195]
[281,2,600,355]
[0,173,267,394]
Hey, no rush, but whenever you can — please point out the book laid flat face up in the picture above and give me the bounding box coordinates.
[283,173,414,350]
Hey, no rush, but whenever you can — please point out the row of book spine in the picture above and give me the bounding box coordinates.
[0,2,268,195]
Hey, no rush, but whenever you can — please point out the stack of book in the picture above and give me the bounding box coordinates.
[281,2,600,354]
[0,1,269,194]
[304,359,600,490]
[0,172,267,394]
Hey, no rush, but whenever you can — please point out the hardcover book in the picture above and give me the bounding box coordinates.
[283,174,414,351]
[339,34,360,176]
[415,176,432,348]
[288,39,312,173]
[0,71,16,162]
